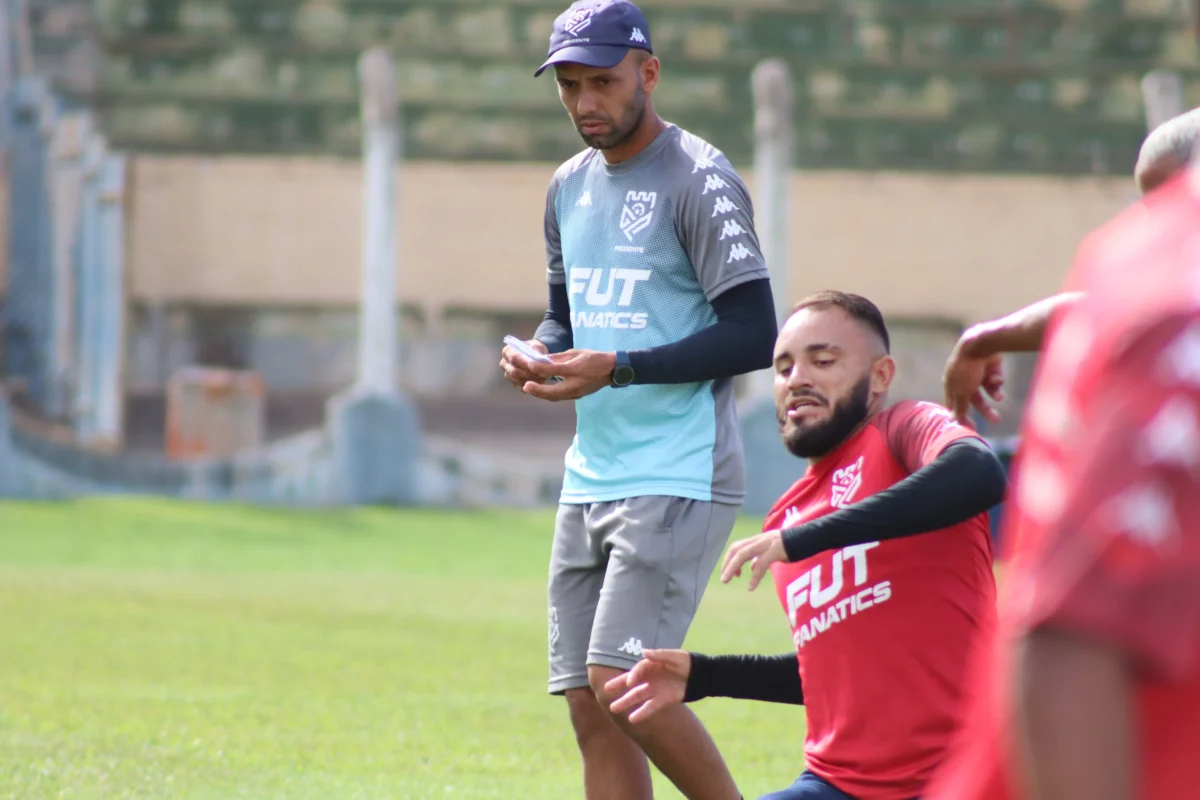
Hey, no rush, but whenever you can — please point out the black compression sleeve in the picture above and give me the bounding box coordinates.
[782,437,1007,563]
[533,281,573,354]
[626,278,776,384]
[684,652,804,705]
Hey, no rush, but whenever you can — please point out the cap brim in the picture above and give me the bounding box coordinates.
[534,45,631,77]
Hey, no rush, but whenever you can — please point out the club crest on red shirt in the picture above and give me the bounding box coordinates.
[831,456,865,508]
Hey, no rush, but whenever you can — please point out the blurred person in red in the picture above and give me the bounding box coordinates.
[942,104,1200,426]
[925,147,1200,799]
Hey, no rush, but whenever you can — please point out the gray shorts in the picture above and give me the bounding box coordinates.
[547,495,739,695]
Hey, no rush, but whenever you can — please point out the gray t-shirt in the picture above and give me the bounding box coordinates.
[543,124,770,505]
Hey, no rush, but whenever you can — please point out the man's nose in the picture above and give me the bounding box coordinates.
[785,364,813,392]
[576,88,600,116]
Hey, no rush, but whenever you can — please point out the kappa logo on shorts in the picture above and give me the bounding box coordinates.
[620,191,657,241]
[831,456,864,508]
[548,606,560,650]
[618,637,644,657]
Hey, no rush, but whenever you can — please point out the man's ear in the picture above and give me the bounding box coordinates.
[1136,154,1182,196]
[641,55,660,93]
[871,355,896,396]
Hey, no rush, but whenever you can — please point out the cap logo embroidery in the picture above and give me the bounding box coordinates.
[563,8,595,36]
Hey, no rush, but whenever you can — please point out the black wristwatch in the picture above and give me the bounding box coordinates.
[610,351,635,388]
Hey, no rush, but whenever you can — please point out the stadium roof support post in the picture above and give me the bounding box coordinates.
[0,2,11,153]
[326,46,422,507]
[356,46,399,396]
[48,113,88,423]
[747,58,793,403]
[11,0,32,79]
[736,59,798,517]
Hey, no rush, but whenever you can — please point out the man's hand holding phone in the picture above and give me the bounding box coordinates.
[500,336,559,389]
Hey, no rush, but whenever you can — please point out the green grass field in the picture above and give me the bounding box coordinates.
[0,499,806,800]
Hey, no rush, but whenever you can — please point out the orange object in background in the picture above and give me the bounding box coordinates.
[165,367,265,460]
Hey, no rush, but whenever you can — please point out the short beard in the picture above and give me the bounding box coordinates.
[779,375,871,460]
[577,81,646,150]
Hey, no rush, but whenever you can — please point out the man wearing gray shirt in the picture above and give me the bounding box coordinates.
[499,2,778,798]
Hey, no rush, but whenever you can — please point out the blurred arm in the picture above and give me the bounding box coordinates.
[957,292,1084,356]
[1016,628,1135,800]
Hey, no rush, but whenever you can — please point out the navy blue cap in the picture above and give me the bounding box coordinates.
[535,0,653,78]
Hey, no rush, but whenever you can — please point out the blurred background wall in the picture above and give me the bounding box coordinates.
[1,0,1196,507]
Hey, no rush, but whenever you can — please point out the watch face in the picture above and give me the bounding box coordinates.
[613,365,635,386]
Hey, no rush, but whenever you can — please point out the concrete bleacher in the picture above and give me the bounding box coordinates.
[81,0,1200,172]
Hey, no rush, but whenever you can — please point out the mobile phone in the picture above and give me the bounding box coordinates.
[503,335,563,383]
[503,335,553,363]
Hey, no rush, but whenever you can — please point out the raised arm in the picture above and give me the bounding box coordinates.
[943,292,1085,425]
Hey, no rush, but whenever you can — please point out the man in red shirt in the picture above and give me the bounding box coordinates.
[605,291,1006,799]
[925,156,1200,800]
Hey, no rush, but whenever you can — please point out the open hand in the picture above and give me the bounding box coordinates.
[522,349,617,402]
[720,530,786,591]
[943,333,1005,426]
[603,649,691,724]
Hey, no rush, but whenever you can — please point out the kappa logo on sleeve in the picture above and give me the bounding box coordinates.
[726,243,754,263]
[711,196,740,217]
[719,220,746,241]
[1139,395,1200,470]
[1160,323,1200,386]
[1105,481,1180,552]
[702,174,730,194]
